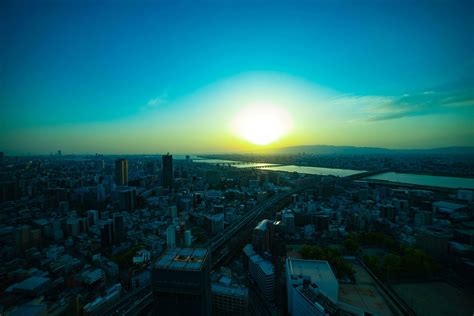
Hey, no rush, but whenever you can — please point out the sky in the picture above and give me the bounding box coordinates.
[1,0,473,154]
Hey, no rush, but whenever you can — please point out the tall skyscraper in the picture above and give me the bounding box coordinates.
[115,159,128,186]
[100,220,114,249]
[162,154,173,189]
[184,230,192,247]
[113,213,124,245]
[166,226,176,249]
[152,248,211,316]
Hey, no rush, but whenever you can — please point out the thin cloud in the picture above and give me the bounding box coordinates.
[330,78,473,122]
[142,91,169,111]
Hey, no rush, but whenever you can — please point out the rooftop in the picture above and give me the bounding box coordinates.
[6,276,51,293]
[155,247,208,271]
[286,257,338,302]
[286,258,337,285]
[250,254,274,276]
[433,201,466,210]
[212,283,248,298]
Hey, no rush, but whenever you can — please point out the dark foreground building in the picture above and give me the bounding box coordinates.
[151,248,211,316]
[162,153,173,189]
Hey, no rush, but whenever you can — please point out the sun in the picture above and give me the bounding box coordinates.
[232,103,292,146]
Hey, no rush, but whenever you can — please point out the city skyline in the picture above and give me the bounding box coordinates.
[2,0,473,154]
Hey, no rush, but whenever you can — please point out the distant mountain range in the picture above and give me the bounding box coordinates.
[270,145,474,155]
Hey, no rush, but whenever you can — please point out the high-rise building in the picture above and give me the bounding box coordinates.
[101,220,114,249]
[114,187,136,211]
[88,210,99,226]
[166,226,176,249]
[66,218,79,237]
[113,213,124,245]
[282,209,295,234]
[252,219,274,254]
[169,206,178,219]
[115,159,129,186]
[248,254,275,301]
[184,230,192,247]
[152,248,211,316]
[162,154,173,189]
[212,281,249,315]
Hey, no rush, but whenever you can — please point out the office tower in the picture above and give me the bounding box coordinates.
[97,183,106,202]
[212,283,249,316]
[115,187,136,211]
[58,150,61,157]
[152,248,211,316]
[184,230,192,247]
[282,209,295,234]
[15,225,31,251]
[115,159,129,186]
[166,226,176,249]
[100,220,114,249]
[162,154,173,189]
[78,217,88,233]
[0,152,4,161]
[285,258,339,316]
[252,219,273,254]
[66,218,79,237]
[88,210,99,226]
[169,206,178,219]
[248,254,275,301]
[113,213,124,245]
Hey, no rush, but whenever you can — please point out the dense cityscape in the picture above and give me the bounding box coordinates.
[0,151,473,315]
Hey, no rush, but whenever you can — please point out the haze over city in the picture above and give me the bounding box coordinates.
[2,0,473,154]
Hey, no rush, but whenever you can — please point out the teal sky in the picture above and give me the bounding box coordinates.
[1,0,473,154]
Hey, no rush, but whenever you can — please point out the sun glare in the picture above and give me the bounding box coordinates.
[232,103,292,146]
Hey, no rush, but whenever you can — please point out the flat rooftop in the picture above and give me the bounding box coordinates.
[433,201,466,210]
[212,283,248,298]
[155,247,208,271]
[286,258,338,302]
[6,276,50,293]
[286,258,337,285]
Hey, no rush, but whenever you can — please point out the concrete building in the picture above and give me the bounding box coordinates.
[252,219,273,254]
[115,159,128,186]
[212,282,249,315]
[162,154,174,189]
[416,227,451,257]
[113,213,125,245]
[184,229,193,247]
[166,226,176,249]
[282,209,295,234]
[152,248,211,316]
[100,220,114,249]
[248,254,275,301]
[82,268,105,285]
[285,258,339,316]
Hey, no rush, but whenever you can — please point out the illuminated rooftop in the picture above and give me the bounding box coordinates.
[155,247,209,271]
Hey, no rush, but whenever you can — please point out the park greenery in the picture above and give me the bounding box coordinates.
[343,232,439,281]
[299,245,355,282]
[111,244,145,268]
